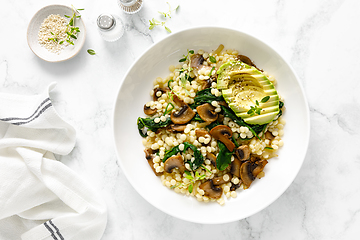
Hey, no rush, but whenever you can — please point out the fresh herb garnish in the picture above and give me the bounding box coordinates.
[87,49,96,55]
[209,56,217,63]
[184,170,206,193]
[209,67,215,77]
[163,102,174,115]
[177,49,195,96]
[265,147,274,150]
[62,6,83,45]
[149,2,179,33]
[247,96,270,116]
[261,96,270,103]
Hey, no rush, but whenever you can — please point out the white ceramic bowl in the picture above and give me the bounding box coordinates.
[113,27,310,224]
[27,5,86,62]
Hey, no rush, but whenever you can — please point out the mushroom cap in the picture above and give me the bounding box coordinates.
[209,125,235,152]
[152,87,169,101]
[235,145,250,161]
[199,180,223,199]
[196,103,218,123]
[230,157,241,177]
[169,124,187,132]
[144,104,157,115]
[195,129,210,138]
[252,159,268,177]
[240,161,255,188]
[206,152,217,167]
[237,54,262,71]
[265,131,275,140]
[164,155,186,174]
[212,173,232,185]
[170,105,195,125]
[144,148,162,176]
[190,54,205,69]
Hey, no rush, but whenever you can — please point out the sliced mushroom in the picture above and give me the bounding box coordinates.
[240,160,268,188]
[213,173,232,185]
[153,87,169,101]
[237,55,262,71]
[170,105,195,124]
[206,152,217,167]
[240,161,255,188]
[190,54,205,69]
[164,155,186,174]
[265,131,275,140]
[200,79,212,90]
[235,145,250,161]
[230,182,242,191]
[209,125,235,152]
[250,155,261,163]
[199,180,223,199]
[196,103,218,123]
[252,159,268,177]
[144,104,157,115]
[230,157,241,177]
[169,124,186,132]
[195,129,210,138]
[144,148,162,176]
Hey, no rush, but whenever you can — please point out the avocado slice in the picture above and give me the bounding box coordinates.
[217,61,279,125]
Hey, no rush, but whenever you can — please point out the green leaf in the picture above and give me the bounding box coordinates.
[59,41,64,44]
[209,56,216,63]
[209,67,215,77]
[87,49,96,55]
[165,26,171,33]
[188,184,193,193]
[64,15,71,18]
[179,58,186,62]
[77,8,85,11]
[149,25,155,30]
[216,141,233,171]
[189,50,194,54]
[261,96,270,103]
[265,147,274,150]
[50,32,54,35]
[256,100,259,106]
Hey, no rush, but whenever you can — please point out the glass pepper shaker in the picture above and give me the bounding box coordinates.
[118,0,143,14]
[97,14,124,42]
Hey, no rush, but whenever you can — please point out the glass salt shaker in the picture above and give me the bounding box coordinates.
[97,14,124,42]
[118,0,143,14]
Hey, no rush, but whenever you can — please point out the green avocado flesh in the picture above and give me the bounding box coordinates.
[217,61,279,125]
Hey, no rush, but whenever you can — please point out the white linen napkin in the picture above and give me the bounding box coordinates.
[0,83,107,240]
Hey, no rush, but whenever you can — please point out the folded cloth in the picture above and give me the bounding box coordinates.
[0,83,107,240]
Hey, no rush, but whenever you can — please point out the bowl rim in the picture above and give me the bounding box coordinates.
[112,26,311,223]
[27,4,86,63]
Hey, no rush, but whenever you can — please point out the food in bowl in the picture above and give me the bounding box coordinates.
[137,44,285,205]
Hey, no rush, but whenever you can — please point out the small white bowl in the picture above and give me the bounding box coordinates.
[27,5,86,62]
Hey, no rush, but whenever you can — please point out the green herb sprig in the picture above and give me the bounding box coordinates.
[247,96,270,116]
[149,2,179,33]
[184,170,206,193]
[87,49,96,55]
[62,6,84,45]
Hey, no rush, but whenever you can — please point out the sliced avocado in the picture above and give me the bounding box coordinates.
[217,61,279,125]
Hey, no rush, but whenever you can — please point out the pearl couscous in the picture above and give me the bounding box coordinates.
[137,45,285,205]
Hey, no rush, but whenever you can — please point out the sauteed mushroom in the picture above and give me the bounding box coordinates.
[235,145,250,161]
[199,180,223,199]
[144,148,162,176]
[196,103,218,123]
[209,125,235,152]
[164,155,186,174]
[144,104,156,115]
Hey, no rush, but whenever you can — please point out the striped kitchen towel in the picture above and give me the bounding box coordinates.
[0,83,107,240]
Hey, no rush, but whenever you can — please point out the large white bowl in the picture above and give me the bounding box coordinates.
[113,27,310,224]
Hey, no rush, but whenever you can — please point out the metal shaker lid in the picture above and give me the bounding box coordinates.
[97,14,116,30]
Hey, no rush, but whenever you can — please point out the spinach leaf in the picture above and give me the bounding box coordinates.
[162,142,204,170]
[216,141,233,171]
[192,113,205,123]
[137,117,172,137]
[189,88,224,109]
[206,120,220,131]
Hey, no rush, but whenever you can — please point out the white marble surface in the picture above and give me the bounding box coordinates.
[1,0,359,239]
